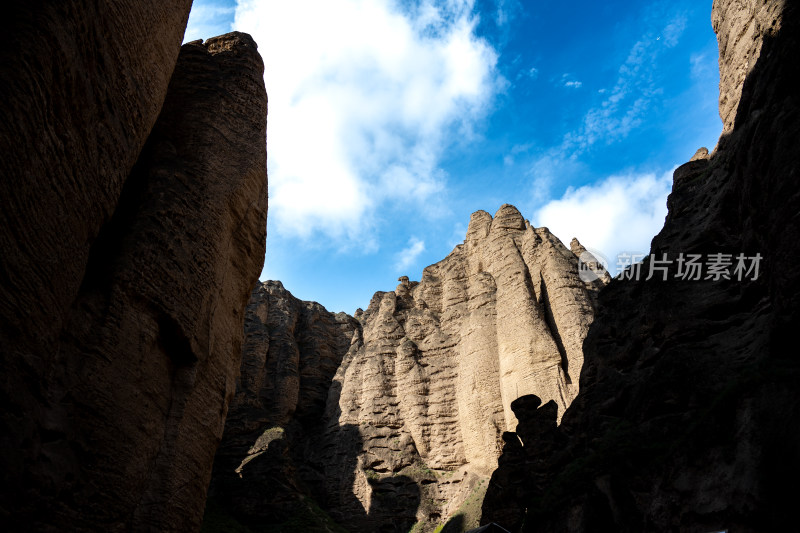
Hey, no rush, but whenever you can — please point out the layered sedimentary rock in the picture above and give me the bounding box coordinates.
[0,4,268,530]
[207,281,358,528]
[0,1,193,352]
[482,1,800,531]
[318,206,606,532]
[208,207,606,532]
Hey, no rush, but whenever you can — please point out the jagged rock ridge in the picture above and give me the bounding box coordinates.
[206,205,609,532]
[482,1,800,531]
[208,205,607,532]
[0,3,268,530]
[319,205,606,532]
[318,205,604,531]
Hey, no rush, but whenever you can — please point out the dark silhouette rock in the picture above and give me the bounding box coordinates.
[0,3,267,530]
[481,396,561,532]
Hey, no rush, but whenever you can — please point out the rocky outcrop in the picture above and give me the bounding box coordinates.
[206,209,605,532]
[482,1,800,531]
[0,4,268,530]
[207,281,358,529]
[318,207,606,532]
[712,0,786,135]
[480,396,561,532]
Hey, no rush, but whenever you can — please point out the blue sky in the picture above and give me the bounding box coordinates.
[185,0,722,314]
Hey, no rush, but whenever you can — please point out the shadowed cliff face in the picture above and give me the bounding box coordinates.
[482,1,800,531]
[0,4,268,531]
[207,281,359,529]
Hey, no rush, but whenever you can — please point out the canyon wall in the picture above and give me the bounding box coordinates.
[207,281,358,529]
[482,0,800,530]
[210,208,607,532]
[0,3,268,531]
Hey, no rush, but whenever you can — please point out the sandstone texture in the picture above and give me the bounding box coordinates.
[482,1,800,531]
[209,209,606,532]
[0,4,268,530]
[713,0,786,135]
[319,206,607,532]
[207,281,358,529]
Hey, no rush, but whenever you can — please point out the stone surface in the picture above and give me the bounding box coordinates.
[317,207,606,532]
[482,1,800,531]
[712,0,786,136]
[0,1,192,368]
[207,281,358,529]
[207,208,605,532]
[0,6,268,530]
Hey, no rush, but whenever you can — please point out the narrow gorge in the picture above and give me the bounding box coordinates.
[1,0,798,532]
[206,1,800,531]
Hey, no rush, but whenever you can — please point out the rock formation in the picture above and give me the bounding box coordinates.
[713,0,786,136]
[207,281,358,530]
[319,205,606,532]
[482,1,800,530]
[0,3,268,530]
[209,208,607,532]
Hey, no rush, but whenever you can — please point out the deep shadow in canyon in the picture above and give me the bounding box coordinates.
[204,282,423,532]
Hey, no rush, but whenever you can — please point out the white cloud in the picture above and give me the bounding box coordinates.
[525,8,689,258]
[533,170,674,274]
[559,73,582,89]
[690,51,714,81]
[493,0,523,32]
[234,0,502,248]
[184,2,235,42]
[515,66,538,82]
[527,151,586,207]
[395,237,426,271]
[660,13,687,47]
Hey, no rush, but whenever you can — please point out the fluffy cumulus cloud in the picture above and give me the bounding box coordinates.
[527,7,687,253]
[533,170,674,273]
[234,0,502,247]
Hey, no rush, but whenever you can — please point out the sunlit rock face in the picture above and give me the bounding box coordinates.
[712,0,786,136]
[481,1,800,531]
[211,207,606,532]
[321,205,606,532]
[0,3,268,529]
